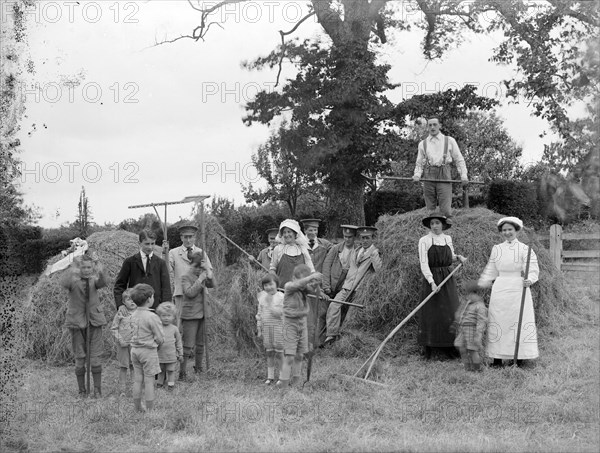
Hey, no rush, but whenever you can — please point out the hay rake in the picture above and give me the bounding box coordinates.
[128,195,210,258]
[350,263,464,385]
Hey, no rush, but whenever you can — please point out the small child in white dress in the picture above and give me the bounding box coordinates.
[256,274,284,384]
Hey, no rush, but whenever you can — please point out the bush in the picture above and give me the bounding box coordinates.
[486,179,543,226]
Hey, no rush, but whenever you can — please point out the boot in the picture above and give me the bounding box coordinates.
[134,398,143,412]
[75,367,86,396]
[490,359,503,368]
[472,363,482,372]
[194,349,204,374]
[91,365,102,398]
[146,400,154,411]
[275,379,289,389]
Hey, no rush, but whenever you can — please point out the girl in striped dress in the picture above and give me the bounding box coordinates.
[256,274,284,384]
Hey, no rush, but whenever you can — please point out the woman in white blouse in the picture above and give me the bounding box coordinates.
[417,214,467,359]
[478,216,539,367]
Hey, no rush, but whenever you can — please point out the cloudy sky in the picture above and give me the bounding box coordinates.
[14,0,553,228]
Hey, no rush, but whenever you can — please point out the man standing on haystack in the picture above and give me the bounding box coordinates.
[412,117,469,217]
[320,224,359,345]
[169,223,211,329]
[324,226,382,346]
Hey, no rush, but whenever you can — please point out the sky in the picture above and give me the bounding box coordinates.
[11,0,556,228]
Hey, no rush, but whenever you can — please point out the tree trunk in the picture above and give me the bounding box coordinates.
[326,182,365,237]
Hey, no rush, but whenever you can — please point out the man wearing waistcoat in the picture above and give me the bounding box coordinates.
[413,117,468,217]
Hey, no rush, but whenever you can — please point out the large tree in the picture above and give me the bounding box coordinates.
[172,0,599,224]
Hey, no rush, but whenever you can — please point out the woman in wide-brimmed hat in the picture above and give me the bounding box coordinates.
[478,216,539,367]
[417,213,467,359]
[269,219,315,287]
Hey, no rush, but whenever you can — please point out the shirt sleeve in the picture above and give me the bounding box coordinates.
[478,246,500,287]
[182,272,207,298]
[174,329,183,357]
[449,137,468,179]
[370,248,383,272]
[446,235,456,260]
[151,314,164,346]
[418,236,434,284]
[414,140,426,177]
[95,268,108,289]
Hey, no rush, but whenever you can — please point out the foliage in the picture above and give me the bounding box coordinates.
[486,180,543,226]
[1,0,37,226]
[242,122,323,216]
[71,186,91,238]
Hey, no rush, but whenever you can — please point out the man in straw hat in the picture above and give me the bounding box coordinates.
[320,224,359,345]
[255,228,279,270]
[324,226,382,345]
[300,219,332,273]
[412,117,468,217]
[169,223,213,332]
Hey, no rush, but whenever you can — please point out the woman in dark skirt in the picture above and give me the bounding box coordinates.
[417,214,467,359]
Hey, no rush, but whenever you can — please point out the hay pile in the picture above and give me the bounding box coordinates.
[221,263,264,356]
[24,226,228,364]
[351,207,571,337]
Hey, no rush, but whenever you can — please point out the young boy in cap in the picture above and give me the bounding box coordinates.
[169,223,211,329]
[114,229,172,310]
[320,224,358,345]
[61,253,108,397]
[325,226,382,345]
[255,228,279,270]
[300,219,332,273]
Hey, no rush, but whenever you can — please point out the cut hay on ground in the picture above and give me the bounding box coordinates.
[351,207,571,338]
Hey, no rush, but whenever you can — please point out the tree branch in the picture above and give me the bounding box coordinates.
[275,11,316,86]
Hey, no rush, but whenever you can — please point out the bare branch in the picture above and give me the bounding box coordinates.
[274,11,317,86]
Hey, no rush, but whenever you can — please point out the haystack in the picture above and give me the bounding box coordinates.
[351,207,571,338]
[24,226,228,364]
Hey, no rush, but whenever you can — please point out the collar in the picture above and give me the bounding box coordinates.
[427,133,444,141]
[140,251,154,259]
[428,231,445,238]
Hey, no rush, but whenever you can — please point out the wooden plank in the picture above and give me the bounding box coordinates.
[562,263,600,272]
[562,232,600,240]
[549,224,562,270]
[562,250,600,259]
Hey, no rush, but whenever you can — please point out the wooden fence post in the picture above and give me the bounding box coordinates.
[549,224,562,270]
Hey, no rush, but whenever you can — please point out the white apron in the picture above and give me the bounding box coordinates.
[479,240,539,359]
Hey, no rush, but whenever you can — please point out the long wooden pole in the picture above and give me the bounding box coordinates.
[200,201,210,371]
[356,263,463,380]
[382,176,485,184]
[513,244,533,365]
[85,277,91,396]
[216,231,270,273]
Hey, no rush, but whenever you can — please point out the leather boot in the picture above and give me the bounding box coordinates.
[75,367,86,396]
[91,365,102,398]
[194,349,204,374]
[179,355,188,380]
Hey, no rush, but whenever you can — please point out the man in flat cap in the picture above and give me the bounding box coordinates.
[319,224,359,345]
[169,223,213,330]
[413,117,468,217]
[255,228,279,271]
[324,226,382,345]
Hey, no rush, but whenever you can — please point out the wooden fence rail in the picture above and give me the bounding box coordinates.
[548,224,600,272]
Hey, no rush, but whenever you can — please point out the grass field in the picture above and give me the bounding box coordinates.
[2,281,598,452]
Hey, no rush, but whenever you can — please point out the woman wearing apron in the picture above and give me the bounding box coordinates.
[269,219,315,286]
[478,216,539,367]
[269,219,315,381]
[417,214,467,359]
